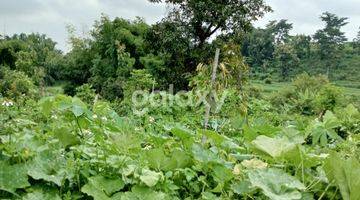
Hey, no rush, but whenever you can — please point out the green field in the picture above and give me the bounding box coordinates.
[252,80,360,97]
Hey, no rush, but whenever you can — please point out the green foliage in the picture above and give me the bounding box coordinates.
[1,4,360,200]
[324,152,360,200]
[248,168,306,200]
[274,44,300,80]
[150,0,271,47]
[269,73,343,115]
[0,68,36,98]
[75,84,97,105]
[293,73,329,92]
[306,111,343,146]
[314,12,348,60]
[353,27,360,54]
[264,77,272,84]
[0,33,63,85]
[0,162,30,194]
[0,85,359,199]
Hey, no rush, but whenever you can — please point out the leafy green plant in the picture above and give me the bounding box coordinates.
[307,111,343,146]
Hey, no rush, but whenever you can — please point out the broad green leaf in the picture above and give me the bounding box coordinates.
[145,148,167,170]
[192,144,221,163]
[201,191,220,200]
[0,162,30,194]
[140,169,162,187]
[171,127,195,149]
[39,96,54,116]
[27,150,68,186]
[243,123,281,141]
[145,148,191,171]
[241,158,268,169]
[81,175,124,200]
[324,153,360,200]
[199,129,226,146]
[72,105,85,117]
[323,111,341,129]
[113,186,168,200]
[248,168,306,200]
[231,181,254,195]
[252,135,298,158]
[82,182,111,200]
[212,164,233,184]
[344,104,359,117]
[22,188,61,200]
[53,126,80,147]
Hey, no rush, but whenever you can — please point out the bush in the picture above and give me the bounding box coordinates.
[264,77,272,84]
[269,73,343,115]
[292,73,329,93]
[246,85,263,99]
[75,84,97,105]
[63,82,77,96]
[0,67,36,98]
[315,84,343,112]
[269,87,296,108]
[101,78,124,101]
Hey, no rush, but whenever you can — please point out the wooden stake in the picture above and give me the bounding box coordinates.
[202,48,220,143]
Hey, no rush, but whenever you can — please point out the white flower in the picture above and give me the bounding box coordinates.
[1,100,14,107]
[51,115,58,119]
[143,145,153,150]
[101,116,108,121]
[149,116,155,123]
[92,114,98,119]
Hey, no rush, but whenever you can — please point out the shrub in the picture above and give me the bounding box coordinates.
[75,84,97,105]
[101,78,124,101]
[269,87,296,108]
[269,73,343,115]
[264,77,272,84]
[0,67,36,98]
[315,84,343,112]
[63,82,77,96]
[246,85,263,99]
[293,73,329,93]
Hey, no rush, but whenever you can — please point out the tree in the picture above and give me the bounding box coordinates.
[146,0,271,90]
[241,27,275,72]
[267,19,293,44]
[0,33,64,85]
[313,12,348,76]
[274,44,300,81]
[149,0,271,48]
[353,27,360,54]
[291,34,311,59]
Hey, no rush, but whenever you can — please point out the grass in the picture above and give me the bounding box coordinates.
[251,80,360,98]
[45,82,65,96]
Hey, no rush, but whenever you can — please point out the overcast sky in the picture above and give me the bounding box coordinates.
[1,0,359,52]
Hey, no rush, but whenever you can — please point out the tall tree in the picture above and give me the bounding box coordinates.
[241,27,275,71]
[353,27,360,54]
[267,19,293,44]
[291,34,311,59]
[313,12,348,76]
[150,0,271,48]
[274,44,300,80]
[147,0,271,89]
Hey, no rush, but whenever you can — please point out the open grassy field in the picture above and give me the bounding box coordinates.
[251,80,360,98]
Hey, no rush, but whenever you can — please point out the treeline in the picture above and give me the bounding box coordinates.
[1,0,359,102]
[241,12,360,82]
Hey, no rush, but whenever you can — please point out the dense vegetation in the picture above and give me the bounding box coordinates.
[1,0,360,199]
